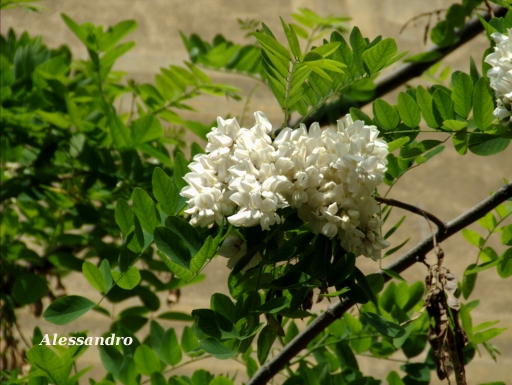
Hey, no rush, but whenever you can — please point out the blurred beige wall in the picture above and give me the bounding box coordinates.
[3,1,512,384]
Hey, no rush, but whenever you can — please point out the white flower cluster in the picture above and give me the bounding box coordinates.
[180,112,390,259]
[485,29,512,125]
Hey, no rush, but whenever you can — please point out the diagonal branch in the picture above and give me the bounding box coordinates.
[247,182,512,385]
[374,195,447,234]
[295,5,507,128]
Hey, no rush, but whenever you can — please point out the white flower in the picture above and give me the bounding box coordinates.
[180,111,389,259]
[485,29,512,125]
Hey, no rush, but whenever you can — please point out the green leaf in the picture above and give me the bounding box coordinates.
[416,86,439,128]
[349,27,367,75]
[151,373,167,385]
[373,99,399,130]
[257,324,277,364]
[152,168,178,216]
[383,237,410,258]
[192,309,239,339]
[302,51,324,64]
[165,216,202,252]
[334,341,359,370]
[381,269,406,282]
[442,120,467,131]
[100,42,135,77]
[284,321,299,344]
[132,188,160,234]
[311,42,342,58]
[161,328,182,366]
[198,338,237,360]
[430,20,456,47]
[331,32,358,80]
[43,295,96,325]
[100,345,123,380]
[190,236,213,274]
[112,266,141,290]
[473,78,494,131]
[181,326,199,353]
[498,248,512,278]
[404,51,443,63]
[82,261,106,292]
[131,115,163,145]
[349,107,373,125]
[465,258,497,278]
[280,18,301,59]
[462,229,484,247]
[158,312,194,321]
[99,260,113,292]
[61,14,94,49]
[362,38,397,74]
[387,137,410,152]
[472,328,507,344]
[210,376,235,385]
[401,140,442,158]
[384,215,406,239]
[343,313,363,334]
[446,4,466,28]
[479,246,499,263]
[400,363,430,382]
[468,134,510,156]
[462,264,478,299]
[211,293,236,323]
[115,199,134,236]
[353,267,378,306]
[37,110,70,129]
[501,224,512,246]
[415,145,445,165]
[452,72,473,117]
[257,297,289,314]
[157,250,194,281]
[97,19,137,51]
[318,287,351,298]
[397,92,420,128]
[433,88,454,121]
[452,128,468,155]
[174,152,189,191]
[477,212,497,231]
[252,32,291,62]
[134,345,161,376]
[26,345,71,385]
[108,112,133,149]
[154,226,191,269]
[11,274,46,305]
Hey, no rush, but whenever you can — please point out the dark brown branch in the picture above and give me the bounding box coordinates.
[374,195,447,234]
[247,182,512,385]
[295,5,507,128]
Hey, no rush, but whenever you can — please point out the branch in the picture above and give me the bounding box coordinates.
[295,5,507,128]
[247,182,512,385]
[374,195,447,233]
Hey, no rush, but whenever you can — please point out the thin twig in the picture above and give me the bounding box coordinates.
[246,183,512,385]
[14,322,30,349]
[399,9,447,35]
[374,195,447,234]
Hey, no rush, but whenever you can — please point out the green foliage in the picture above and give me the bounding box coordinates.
[4,4,512,385]
[1,12,237,371]
[461,198,512,296]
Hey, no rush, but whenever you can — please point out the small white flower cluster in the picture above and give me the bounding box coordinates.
[485,29,512,125]
[180,112,390,259]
